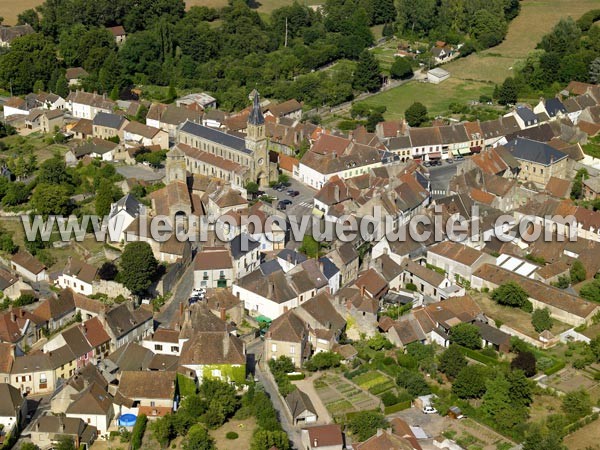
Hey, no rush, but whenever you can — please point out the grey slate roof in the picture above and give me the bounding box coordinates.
[230,233,260,259]
[516,106,538,124]
[111,194,143,217]
[506,137,568,165]
[0,383,24,416]
[260,259,283,275]
[318,257,339,278]
[545,98,567,117]
[277,249,307,265]
[286,389,317,419]
[248,91,265,126]
[180,120,252,154]
[93,112,125,129]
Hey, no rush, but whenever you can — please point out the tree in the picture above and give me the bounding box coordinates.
[353,49,381,92]
[439,344,467,379]
[20,444,40,450]
[452,365,490,398]
[131,413,148,450]
[348,411,388,441]
[539,17,582,55]
[390,57,413,79]
[98,261,118,281]
[491,281,531,310]
[31,184,72,217]
[497,77,519,105]
[590,57,600,83]
[507,369,533,408]
[562,389,592,421]
[305,351,342,371]
[119,242,159,295]
[396,368,430,397]
[0,233,16,254]
[450,323,481,349]
[250,430,290,450]
[531,308,553,334]
[95,179,115,216]
[404,102,428,127]
[481,372,527,432]
[37,155,71,185]
[55,437,75,450]
[570,260,586,283]
[299,234,322,258]
[183,424,216,450]
[55,75,70,98]
[470,10,507,48]
[151,414,176,447]
[523,426,566,450]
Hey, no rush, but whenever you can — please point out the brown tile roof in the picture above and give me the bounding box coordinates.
[0,308,42,343]
[194,247,232,270]
[311,133,351,156]
[303,424,343,447]
[237,270,298,305]
[428,241,486,266]
[71,118,93,136]
[470,187,495,204]
[267,310,306,343]
[180,303,234,338]
[176,143,247,174]
[152,328,180,343]
[279,154,299,172]
[73,293,106,315]
[401,259,445,287]
[474,264,597,319]
[567,81,594,96]
[299,291,345,331]
[286,389,317,419]
[33,289,76,322]
[180,331,245,366]
[65,67,89,80]
[408,127,442,147]
[66,382,113,415]
[545,176,571,198]
[206,289,240,312]
[108,25,126,36]
[390,418,423,450]
[578,120,600,136]
[0,343,14,373]
[356,430,414,450]
[11,251,45,274]
[124,121,161,139]
[266,99,303,117]
[464,121,483,139]
[355,268,388,299]
[81,317,110,348]
[63,258,97,284]
[118,371,177,400]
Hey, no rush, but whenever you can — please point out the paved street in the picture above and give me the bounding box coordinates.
[427,159,465,198]
[247,339,303,450]
[155,261,195,327]
[263,178,316,218]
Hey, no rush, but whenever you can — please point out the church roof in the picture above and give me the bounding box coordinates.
[179,120,252,155]
[248,91,265,126]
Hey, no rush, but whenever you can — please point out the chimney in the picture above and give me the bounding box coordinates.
[82,325,87,335]
[360,285,366,296]
[220,307,226,321]
[334,185,340,203]
[268,281,274,299]
[179,302,184,320]
[10,311,16,322]
[376,428,384,437]
[223,330,230,356]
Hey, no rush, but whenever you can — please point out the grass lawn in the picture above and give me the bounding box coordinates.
[564,418,600,449]
[209,417,256,450]
[471,292,570,340]
[528,394,562,423]
[443,0,600,84]
[358,78,494,120]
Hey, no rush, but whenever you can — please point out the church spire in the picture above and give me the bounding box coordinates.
[248,90,264,126]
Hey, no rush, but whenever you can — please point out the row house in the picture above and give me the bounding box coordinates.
[67,91,116,120]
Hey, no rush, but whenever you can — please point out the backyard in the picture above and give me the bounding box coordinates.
[313,372,381,419]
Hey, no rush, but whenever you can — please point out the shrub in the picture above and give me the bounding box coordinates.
[381,391,398,407]
[225,432,238,440]
[131,414,147,450]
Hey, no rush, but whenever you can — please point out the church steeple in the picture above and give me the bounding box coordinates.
[248,90,265,126]
[246,90,266,149]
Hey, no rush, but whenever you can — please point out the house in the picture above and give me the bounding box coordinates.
[2,97,31,117]
[56,258,97,296]
[65,382,114,436]
[0,24,34,47]
[123,121,169,149]
[390,418,423,450]
[176,92,217,110]
[70,118,93,140]
[92,112,128,141]
[67,90,114,119]
[264,99,303,120]
[399,259,462,301]
[229,233,262,279]
[65,68,90,87]
[0,268,31,300]
[431,46,452,64]
[116,371,177,419]
[505,137,568,186]
[0,383,27,437]
[301,424,344,450]
[205,289,244,325]
[334,285,380,338]
[264,310,309,367]
[354,268,389,301]
[179,331,246,384]
[146,103,202,139]
[326,243,359,287]
[193,247,234,289]
[11,252,47,282]
[65,138,119,164]
[101,302,153,350]
[545,176,571,199]
[24,109,66,133]
[285,389,318,425]
[583,177,600,200]
[33,289,77,332]
[10,353,55,395]
[534,98,567,119]
[427,67,450,84]
[509,106,539,129]
[0,343,14,383]
[106,342,154,372]
[295,292,345,348]
[356,429,417,450]
[141,328,181,356]
[472,264,599,326]
[426,241,494,283]
[0,308,44,348]
[30,415,96,449]
[473,321,511,353]
[107,193,145,242]
[107,25,126,45]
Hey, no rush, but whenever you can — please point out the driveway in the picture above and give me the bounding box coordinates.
[116,164,165,182]
[292,373,332,425]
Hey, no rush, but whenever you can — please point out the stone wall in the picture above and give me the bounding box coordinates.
[93,280,132,299]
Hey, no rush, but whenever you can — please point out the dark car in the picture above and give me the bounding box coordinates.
[277,201,287,211]
[423,161,431,167]
[281,199,292,205]
[446,159,454,164]
[430,160,441,166]
[287,190,300,197]
[274,184,286,192]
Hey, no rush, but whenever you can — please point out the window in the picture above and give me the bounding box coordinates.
[211,369,221,378]
[290,346,295,354]
[171,346,179,353]
[150,401,156,407]
[154,344,163,351]
[271,343,277,352]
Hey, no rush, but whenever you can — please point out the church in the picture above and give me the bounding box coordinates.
[174,91,277,188]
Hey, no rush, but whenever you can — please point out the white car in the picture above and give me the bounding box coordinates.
[422,406,438,414]
[191,288,206,296]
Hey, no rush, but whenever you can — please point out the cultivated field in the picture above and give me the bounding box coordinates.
[0,0,42,25]
[444,0,600,84]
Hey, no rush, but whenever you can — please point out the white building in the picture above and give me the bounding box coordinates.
[56,259,97,296]
[11,252,47,283]
[427,68,450,84]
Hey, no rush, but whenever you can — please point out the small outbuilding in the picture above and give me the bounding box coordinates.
[427,68,450,84]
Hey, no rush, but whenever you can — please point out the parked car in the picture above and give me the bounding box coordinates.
[281,199,292,205]
[274,184,286,192]
[455,154,464,160]
[277,201,287,211]
[287,190,299,197]
[446,159,454,164]
[423,161,431,167]
[422,406,438,414]
[430,160,442,166]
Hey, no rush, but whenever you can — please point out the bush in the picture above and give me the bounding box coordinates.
[544,360,566,376]
[131,414,147,450]
[381,391,398,407]
[225,432,238,440]
[383,400,411,414]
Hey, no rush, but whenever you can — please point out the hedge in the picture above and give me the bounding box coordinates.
[544,360,566,376]
[457,346,501,366]
[287,373,306,381]
[131,414,147,450]
[384,401,411,414]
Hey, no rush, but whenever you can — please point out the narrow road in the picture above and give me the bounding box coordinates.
[248,340,302,450]
[155,261,195,327]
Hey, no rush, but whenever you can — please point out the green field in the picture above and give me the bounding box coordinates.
[359,78,494,120]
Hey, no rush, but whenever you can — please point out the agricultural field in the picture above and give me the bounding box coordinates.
[0,0,41,25]
[353,370,396,395]
[444,0,600,84]
[313,372,380,419]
